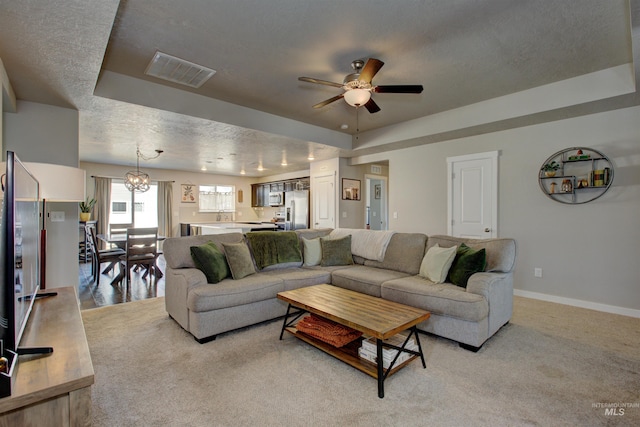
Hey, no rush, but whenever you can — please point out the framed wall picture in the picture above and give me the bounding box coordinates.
[374,184,381,199]
[342,178,361,201]
[181,184,196,203]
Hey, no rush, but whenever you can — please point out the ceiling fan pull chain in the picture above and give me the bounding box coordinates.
[356,107,360,140]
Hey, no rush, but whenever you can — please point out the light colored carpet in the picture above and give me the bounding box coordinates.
[82,296,640,426]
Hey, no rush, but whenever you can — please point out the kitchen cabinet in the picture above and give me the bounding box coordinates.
[251,177,310,207]
[251,184,270,207]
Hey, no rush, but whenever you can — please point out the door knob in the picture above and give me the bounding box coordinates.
[484,228,491,232]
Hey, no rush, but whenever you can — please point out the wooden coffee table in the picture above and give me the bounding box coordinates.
[277,284,430,398]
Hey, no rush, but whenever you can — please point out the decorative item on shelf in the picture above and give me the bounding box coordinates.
[577,178,589,189]
[125,147,163,193]
[542,161,560,177]
[549,182,557,194]
[568,149,591,161]
[79,197,96,222]
[561,179,572,193]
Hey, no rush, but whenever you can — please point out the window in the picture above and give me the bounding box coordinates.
[112,201,127,212]
[199,185,235,212]
[110,180,158,228]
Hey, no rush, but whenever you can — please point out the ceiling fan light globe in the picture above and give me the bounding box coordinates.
[344,88,371,107]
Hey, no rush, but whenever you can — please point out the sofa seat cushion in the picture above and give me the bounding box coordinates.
[187,275,284,312]
[332,266,410,297]
[262,268,331,291]
[381,276,488,322]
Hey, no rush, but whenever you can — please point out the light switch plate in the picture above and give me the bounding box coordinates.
[50,211,65,222]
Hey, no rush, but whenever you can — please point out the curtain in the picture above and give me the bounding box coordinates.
[94,177,111,247]
[157,181,173,238]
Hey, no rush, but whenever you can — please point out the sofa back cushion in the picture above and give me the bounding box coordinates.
[364,233,427,275]
[427,235,516,273]
[164,233,244,269]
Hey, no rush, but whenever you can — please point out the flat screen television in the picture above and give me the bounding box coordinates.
[0,151,42,353]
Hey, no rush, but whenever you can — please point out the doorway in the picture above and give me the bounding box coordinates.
[365,175,388,230]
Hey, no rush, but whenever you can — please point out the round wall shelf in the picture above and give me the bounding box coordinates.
[538,147,614,204]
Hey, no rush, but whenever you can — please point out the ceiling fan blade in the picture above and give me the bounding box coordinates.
[312,94,344,109]
[373,85,424,94]
[358,58,384,83]
[298,77,343,88]
[364,98,381,114]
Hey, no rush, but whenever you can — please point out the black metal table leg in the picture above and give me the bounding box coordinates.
[377,338,384,398]
[279,304,293,340]
[413,326,427,368]
[279,304,306,340]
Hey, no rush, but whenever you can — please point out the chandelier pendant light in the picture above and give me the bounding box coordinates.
[124,147,162,192]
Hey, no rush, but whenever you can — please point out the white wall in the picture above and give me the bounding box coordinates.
[3,100,80,289]
[353,105,640,313]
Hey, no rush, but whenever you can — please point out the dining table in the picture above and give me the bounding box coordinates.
[97,233,166,284]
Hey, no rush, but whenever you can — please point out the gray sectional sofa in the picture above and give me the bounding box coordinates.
[163,229,516,351]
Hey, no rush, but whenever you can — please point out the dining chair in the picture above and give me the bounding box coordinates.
[122,227,160,283]
[108,223,134,249]
[86,225,126,284]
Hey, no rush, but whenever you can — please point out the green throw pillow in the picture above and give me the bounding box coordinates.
[320,235,354,267]
[448,243,487,288]
[222,241,257,280]
[302,237,322,267]
[190,241,230,284]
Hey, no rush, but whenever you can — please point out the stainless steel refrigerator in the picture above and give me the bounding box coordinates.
[284,190,309,230]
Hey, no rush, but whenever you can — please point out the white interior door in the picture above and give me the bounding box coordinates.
[313,173,335,229]
[447,151,498,238]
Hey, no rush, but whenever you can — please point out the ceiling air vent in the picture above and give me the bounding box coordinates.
[144,51,216,88]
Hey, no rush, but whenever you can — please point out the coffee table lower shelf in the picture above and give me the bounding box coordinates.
[283,326,417,379]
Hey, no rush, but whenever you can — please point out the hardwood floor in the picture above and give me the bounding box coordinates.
[77,255,165,310]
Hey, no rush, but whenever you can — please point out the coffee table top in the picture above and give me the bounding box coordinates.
[277,284,430,340]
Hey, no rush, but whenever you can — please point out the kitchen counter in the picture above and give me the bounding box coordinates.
[189,222,277,235]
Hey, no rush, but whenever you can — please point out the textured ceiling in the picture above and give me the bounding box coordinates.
[0,0,637,176]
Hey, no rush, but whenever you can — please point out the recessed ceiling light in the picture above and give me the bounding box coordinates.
[257,166,264,171]
[340,124,349,130]
[201,166,207,171]
[281,161,288,166]
[240,169,246,175]
[308,155,315,161]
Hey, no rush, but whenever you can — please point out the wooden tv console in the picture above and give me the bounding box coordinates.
[0,287,94,426]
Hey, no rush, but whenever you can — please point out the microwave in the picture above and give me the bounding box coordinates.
[269,192,284,206]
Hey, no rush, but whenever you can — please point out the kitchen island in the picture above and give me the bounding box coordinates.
[187,222,278,235]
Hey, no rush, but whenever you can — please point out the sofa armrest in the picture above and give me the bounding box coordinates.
[165,267,208,331]
[466,272,513,335]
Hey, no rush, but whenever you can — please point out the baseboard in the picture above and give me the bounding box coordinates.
[514,289,640,319]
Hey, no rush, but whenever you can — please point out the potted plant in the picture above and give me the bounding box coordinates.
[542,161,560,177]
[79,198,96,222]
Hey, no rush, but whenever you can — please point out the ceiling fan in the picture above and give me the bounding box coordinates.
[298,58,423,113]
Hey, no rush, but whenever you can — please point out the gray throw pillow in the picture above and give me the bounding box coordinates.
[222,241,257,280]
[190,241,230,283]
[320,235,354,266]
